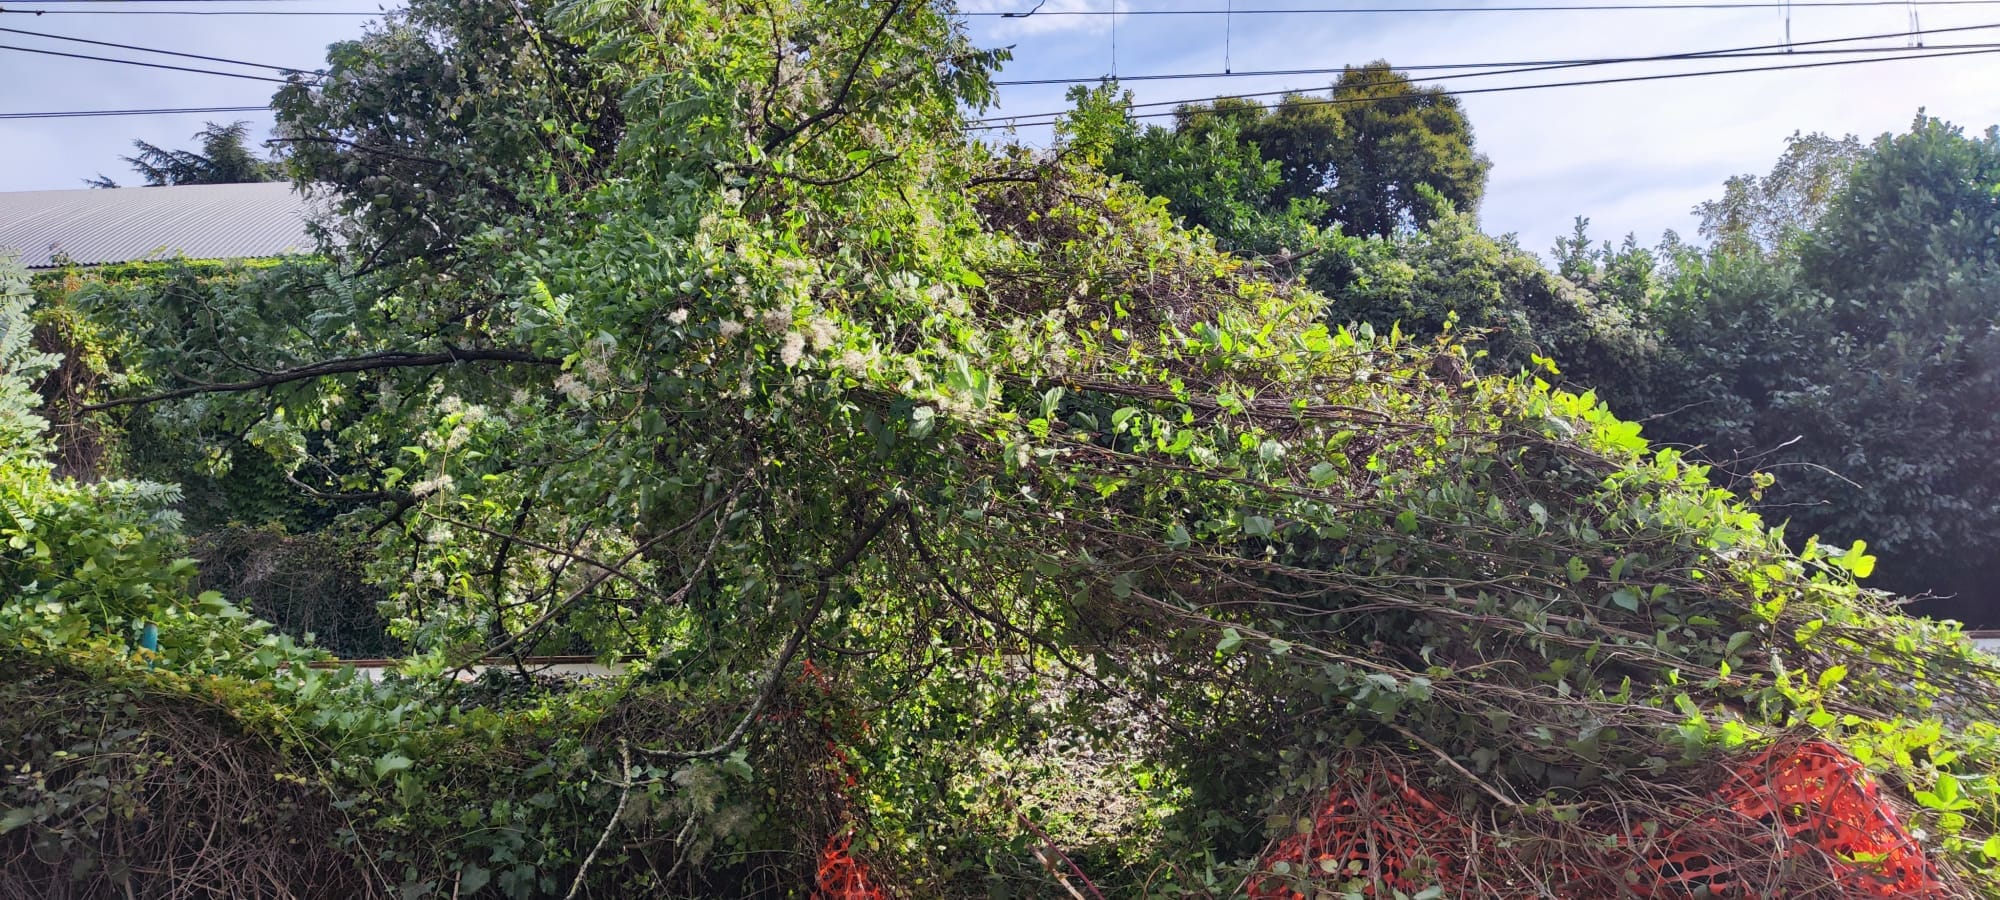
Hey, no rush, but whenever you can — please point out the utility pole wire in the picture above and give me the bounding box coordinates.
[0,24,318,72]
[0,104,268,119]
[0,41,297,80]
[990,19,2000,85]
[968,0,2000,14]
[967,45,2000,129]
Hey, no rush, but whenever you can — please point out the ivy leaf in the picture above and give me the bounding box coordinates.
[1217,628,1243,654]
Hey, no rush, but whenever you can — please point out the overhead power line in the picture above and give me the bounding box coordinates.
[18,0,333,3]
[968,45,2000,128]
[0,25,318,72]
[0,6,382,14]
[0,104,268,119]
[991,19,2000,85]
[0,41,298,80]
[968,0,2000,14]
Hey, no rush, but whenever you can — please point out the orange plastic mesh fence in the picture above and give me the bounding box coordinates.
[1249,741,1946,899]
[799,660,886,899]
[816,834,885,900]
[1249,769,1469,899]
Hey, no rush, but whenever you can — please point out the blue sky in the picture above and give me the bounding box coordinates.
[4,0,1999,254]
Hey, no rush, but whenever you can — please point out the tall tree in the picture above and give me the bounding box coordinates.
[1318,62,1488,236]
[1161,62,1489,237]
[1694,130,1865,254]
[86,121,281,188]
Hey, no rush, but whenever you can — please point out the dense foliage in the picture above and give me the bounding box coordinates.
[1614,118,2000,618]
[1079,63,1489,240]
[7,2,2000,898]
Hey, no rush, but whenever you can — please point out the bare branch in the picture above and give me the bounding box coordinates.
[561,739,632,900]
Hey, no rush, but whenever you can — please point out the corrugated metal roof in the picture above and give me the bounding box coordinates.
[0,182,319,269]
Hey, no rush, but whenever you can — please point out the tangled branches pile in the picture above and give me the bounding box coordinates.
[13,0,2000,895]
[0,658,366,900]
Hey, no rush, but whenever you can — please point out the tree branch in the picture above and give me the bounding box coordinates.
[80,348,561,411]
[760,0,907,154]
[643,498,906,761]
[562,739,633,900]
[266,135,446,166]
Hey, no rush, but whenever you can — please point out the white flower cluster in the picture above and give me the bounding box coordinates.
[554,372,593,404]
[411,473,455,496]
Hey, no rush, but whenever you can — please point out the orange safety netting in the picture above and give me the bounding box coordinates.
[798,660,885,899]
[1249,740,1947,899]
[1250,769,1468,898]
[1645,741,1942,897]
[816,833,885,900]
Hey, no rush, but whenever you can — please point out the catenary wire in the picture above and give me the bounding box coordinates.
[967,46,2000,128]
[968,0,2000,14]
[0,41,298,80]
[0,104,268,119]
[991,19,2000,84]
[0,7,385,14]
[9,46,1982,123]
[0,24,318,71]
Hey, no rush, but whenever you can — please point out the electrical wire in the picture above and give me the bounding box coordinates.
[0,25,318,71]
[18,0,339,3]
[969,0,2000,14]
[991,19,2000,84]
[0,41,298,80]
[0,7,384,14]
[0,104,267,119]
[967,45,2000,128]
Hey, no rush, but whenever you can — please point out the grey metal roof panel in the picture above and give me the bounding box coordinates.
[0,182,319,268]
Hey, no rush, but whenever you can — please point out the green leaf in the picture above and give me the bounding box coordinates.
[459,864,491,894]
[373,753,414,780]
[1817,665,1847,690]
[0,807,36,833]
[1217,628,1243,654]
[908,405,936,439]
[1609,588,1640,612]
[1243,515,1274,537]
